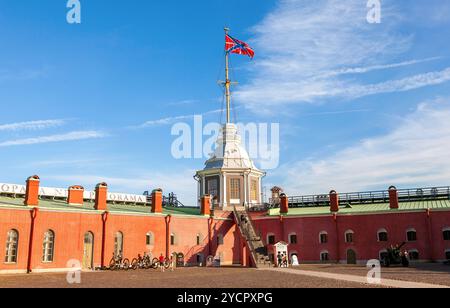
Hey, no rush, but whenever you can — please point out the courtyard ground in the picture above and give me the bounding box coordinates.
[0,267,382,288]
[292,263,450,287]
[1,263,449,288]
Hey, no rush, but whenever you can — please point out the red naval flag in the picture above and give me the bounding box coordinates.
[225,34,255,59]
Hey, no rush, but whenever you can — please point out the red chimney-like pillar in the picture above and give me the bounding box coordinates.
[24,175,40,207]
[201,195,211,216]
[389,186,399,209]
[95,183,108,211]
[280,193,289,214]
[68,185,84,205]
[151,189,163,214]
[330,190,339,213]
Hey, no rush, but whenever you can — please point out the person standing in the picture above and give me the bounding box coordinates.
[170,255,175,272]
[159,253,165,272]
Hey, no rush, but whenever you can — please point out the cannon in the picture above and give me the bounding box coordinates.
[381,242,409,267]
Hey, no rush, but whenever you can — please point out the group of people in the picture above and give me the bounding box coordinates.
[276,252,289,268]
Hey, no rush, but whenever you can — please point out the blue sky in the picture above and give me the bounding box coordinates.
[1,0,450,205]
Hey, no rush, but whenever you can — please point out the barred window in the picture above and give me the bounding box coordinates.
[443,229,450,241]
[267,234,276,245]
[42,230,55,263]
[207,179,218,198]
[319,232,328,244]
[320,251,329,262]
[250,179,258,201]
[377,229,388,242]
[345,230,354,243]
[407,229,417,242]
[4,230,19,264]
[230,179,240,200]
[289,233,298,245]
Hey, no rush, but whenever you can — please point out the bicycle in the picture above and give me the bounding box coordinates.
[131,253,152,270]
[151,257,171,270]
[109,252,130,271]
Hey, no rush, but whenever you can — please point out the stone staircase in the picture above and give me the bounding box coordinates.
[233,206,271,268]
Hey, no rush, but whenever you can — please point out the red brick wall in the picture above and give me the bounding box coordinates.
[0,207,242,273]
[251,210,450,263]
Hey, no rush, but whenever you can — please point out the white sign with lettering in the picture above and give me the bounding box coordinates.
[0,183,147,204]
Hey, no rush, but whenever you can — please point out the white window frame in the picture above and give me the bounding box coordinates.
[377,228,388,242]
[345,230,354,243]
[288,233,298,245]
[266,233,276,245]
[42,230,55,263]
[443,227,450,241]
[319,231,328,244]
[4,229,19,264]
[406,228,417,242]
[320,250,329,262]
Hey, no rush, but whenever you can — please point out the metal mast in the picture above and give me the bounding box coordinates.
[224,27,231,124]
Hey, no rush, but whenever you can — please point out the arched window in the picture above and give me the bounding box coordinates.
[443,228,450,241]
[377,229,388,242]
[267,233,276,245]
[42,230,55,263]
[408,250,419,261]
[114,232,123,257]
[288,233,297,245]
[320,251,329,262]
[345,230,354,243]
[146,232,154,246]
[319,231,328,244]
[217,234,224,246]
[406,229,417,242]
[170,233,177,246]
[4,230,19,264]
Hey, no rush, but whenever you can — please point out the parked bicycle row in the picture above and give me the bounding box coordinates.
[108,252,173,271]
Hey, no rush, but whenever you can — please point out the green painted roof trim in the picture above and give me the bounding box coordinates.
[268,199,450,217]
[0,196,202,217]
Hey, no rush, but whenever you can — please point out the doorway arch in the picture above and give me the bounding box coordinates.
[82,232,94,270]
[346,249,357,265]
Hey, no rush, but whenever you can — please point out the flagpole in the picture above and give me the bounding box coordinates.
[224,27,231,124]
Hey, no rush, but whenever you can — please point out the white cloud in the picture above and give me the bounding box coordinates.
[0,131,106,147]
[272,97,450,195]
[135,108,224,128]
[235,0,449,110]
[0,119,65,131]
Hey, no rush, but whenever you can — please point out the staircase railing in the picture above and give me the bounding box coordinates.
[233,206,259,267]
